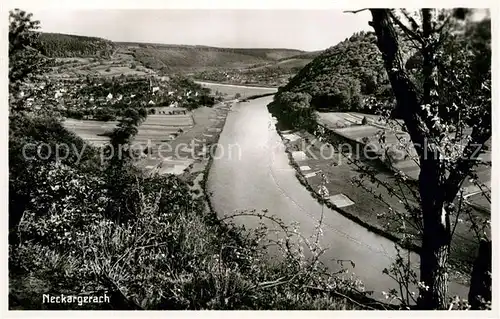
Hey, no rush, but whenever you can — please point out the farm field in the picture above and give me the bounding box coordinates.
[64,103,231,177]
[316,112,491,205]
[280,128,488,277]
[46,48,154,80]
[64,113,194,147]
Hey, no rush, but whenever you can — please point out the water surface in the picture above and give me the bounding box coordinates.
[207,96,467,301]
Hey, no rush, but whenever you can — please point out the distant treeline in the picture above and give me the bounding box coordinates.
[39,32,115,58]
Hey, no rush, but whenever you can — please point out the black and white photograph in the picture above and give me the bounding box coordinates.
[4,0,495,313]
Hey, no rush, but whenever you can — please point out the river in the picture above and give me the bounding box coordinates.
[207,95,468,302]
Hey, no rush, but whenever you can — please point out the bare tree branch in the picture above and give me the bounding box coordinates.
[388,10,424,45]
[343,8,369,14]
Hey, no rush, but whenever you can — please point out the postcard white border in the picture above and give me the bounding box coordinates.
[1,1,498,318]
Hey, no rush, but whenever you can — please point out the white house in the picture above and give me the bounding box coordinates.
[106,93,113,100]
[152,86,160,93]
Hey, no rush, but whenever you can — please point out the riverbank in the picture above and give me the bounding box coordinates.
[177,98,417,308]
[203,96,408,309]
[271,120,473,285]
[176,102,232,201]
[274,128,419,250]
[194,81,278,101]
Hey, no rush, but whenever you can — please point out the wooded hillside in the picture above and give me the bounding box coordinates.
[279,31,391,112]
[39,32,115,58]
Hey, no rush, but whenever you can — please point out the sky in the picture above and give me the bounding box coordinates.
[26,9,373,51]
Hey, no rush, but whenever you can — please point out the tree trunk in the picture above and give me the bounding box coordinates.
[468,239,492,309]
[419,239,449,309]
[418,207,450,309]
[417,159,450,309]
[368,9,451,309]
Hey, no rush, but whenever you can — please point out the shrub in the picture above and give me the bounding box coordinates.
[94,108,116,121]
[11,164,366,309]
[66,109,84,119]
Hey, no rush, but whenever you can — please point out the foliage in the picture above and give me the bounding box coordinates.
[268,8,491,310]
[360,8,491,309]
[9,9,48,96]
[9,114,101,236]
[270,92,317,130]
[277,31,391,112]
[39,32,115,58]
[11,164,367,309]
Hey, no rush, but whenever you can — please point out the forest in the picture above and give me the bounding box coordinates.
[39,32,115,58]
[278,31,391,113]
